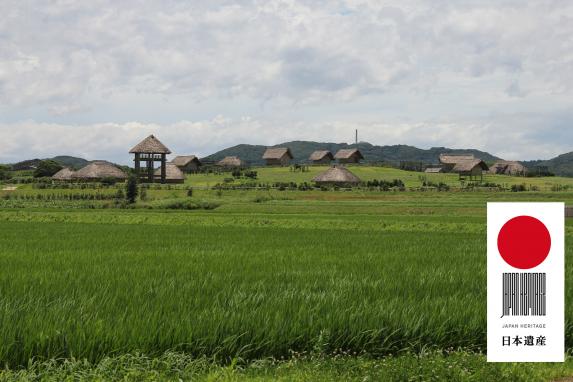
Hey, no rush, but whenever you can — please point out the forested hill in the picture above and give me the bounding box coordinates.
[11,156,89,170]
[202,141,500,166]
[523,152,573,177]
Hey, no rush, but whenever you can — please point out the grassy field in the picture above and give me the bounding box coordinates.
[1,166,573,380]
[182,165,573,190]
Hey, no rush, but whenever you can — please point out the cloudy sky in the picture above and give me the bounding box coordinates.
[1,0,573,164]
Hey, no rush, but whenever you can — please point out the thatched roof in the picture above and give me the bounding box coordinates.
[129,135,171,154]
[489,161,527,175]
[452,159,489,172]
[52,167,75,180]
[72,161,128,180]
[334,148,364,160]
[171,155,200,167]
[217,156,244,167]
[154,163,185,181]
[439,154,475,164]
[309,150,334,161]
[262,147,293,159]
[312,166,361,184]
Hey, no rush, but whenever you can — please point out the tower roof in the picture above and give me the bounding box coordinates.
[129,135,171,154]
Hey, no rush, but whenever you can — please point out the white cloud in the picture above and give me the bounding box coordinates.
[2,0,572,109]
[0,1,572,160]
[1,113,570,164]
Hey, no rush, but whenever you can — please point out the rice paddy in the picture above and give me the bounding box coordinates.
[1,166,573,380]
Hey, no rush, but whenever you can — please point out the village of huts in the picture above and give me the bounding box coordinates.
[51,134,528,185]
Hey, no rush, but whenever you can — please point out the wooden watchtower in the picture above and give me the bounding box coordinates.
[129,135,171,183]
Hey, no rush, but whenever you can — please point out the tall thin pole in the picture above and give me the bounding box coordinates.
[355,129,358,144]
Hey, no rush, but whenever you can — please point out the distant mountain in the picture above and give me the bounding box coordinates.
[9,145,573,177]
[11,156,89,171]
[50,156,89,169]
[10,158,42,171]
[523,152,573,177]
[202,141,501,166]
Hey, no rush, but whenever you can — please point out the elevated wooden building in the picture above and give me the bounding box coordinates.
[129,135,171,183]
[171,155,202,173]
[263,147,293,166]
[438,154,475,172]
[309,150,334,164]
[452,159,489,182]
[334,148,364,164]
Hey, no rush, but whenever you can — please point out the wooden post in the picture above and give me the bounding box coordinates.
[147,157,153,183]
[161,154,166,184]
[134,153,140,179]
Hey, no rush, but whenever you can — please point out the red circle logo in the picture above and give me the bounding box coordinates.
[497,215,551,269]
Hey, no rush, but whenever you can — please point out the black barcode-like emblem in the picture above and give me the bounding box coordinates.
[502,273,546,317]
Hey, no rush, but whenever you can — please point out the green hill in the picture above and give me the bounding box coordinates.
[50,156,89,169]
[11,156,89,171]
[202,141,500,166]
[523,152,573,177]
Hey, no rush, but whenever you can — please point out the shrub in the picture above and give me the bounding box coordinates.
[125,175,138,203]
[367,179,406,191]
[252,195,272,203]
[0,165,12,181]
[481,182,503,189]
[33,160,62,178]
[156,199,220,210]
[511,184,527,192]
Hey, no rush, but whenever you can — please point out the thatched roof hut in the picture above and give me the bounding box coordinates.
[263,147,293,166]
[489,161,527,175]
[263,147,292,159]
[451,159,489,182]
[309,150,334,164]
[334,148,364,163]
[172,155,200,167]
[312,166,361,185]
[452,159,489,173]
[52,167,75,181]
[439,154,475,164]
[129,135,171,154]
[171,155,201,173]
[154,163,185,183]
[72,161,128,181]
[217,156,244,168]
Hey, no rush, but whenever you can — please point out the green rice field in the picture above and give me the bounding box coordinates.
[1,166,573,380]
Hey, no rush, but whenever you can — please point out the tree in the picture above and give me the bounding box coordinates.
[33,160,62,178]
[125,174,138,203]
[0,165,12,181]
